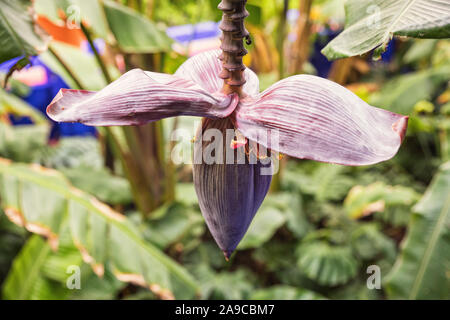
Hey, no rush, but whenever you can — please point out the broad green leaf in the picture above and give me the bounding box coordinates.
[34,0,109,39]
[432,40,450,66]
[344,182,420,219]
[103,0,172,54]
[284,163,354,202]
[0,87,46,124]
[69,265,125,300]
[251,285,324,300]
[141,203,204,249]
[0,124,49,163]
[0,159,198,299]
[246,4,262,26]
[3,235,51,300]
[237,196,286,250]
[278,193,311,238]
[369,65,450,115]
[350,223,396,263]
[252,241,306,286]
[0,0,49,64]
[322,0,450,60]
[61,167,133,205]
[40,42,120,90]
[296,242,359,286]
[38,137,103,170]
[193,265,255,300]
[2,235,76,300]
[403,39,439,64]
[385,161,450,299]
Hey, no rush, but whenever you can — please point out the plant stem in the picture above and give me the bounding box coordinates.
[48,46,85,90]
[79,23,118,174]
[218,0,250,96]
[80,23,113,84]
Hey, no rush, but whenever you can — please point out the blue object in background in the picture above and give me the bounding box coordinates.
[287,9,340,78]
[1,56,97,140]
[381,38,396,63]
[310,28,340,78]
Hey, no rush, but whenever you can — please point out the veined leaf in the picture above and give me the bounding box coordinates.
[194,266,256,300]
[2,235,50,299]
[141,202,204,250]
[344,182,420,219]
[403,39,439,64]
[0,87,46,124]
[103,0,172,54]
[250,285,324,300]
[34,0,109,39]
[0,0,49,64]
[37,137,103,170]
[322,0,450,60]
[40,42,120,91]
[385,161,450,299]
[0,159,198,299]
[61,167,133,206]
[284,163,354,202]
[0,124,49,163]
[296,241,359,286]
[237,195,287,250]
[369,65,450,115]
[350,223,396,262]
[2,235,75,300]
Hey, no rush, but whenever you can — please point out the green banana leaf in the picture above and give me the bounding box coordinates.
[40,42,120,91]
[2,235,77,300]
[322,0,450,60]
[251,285,324,300]
[34,0,109,39]
[344,182,420,219]
[296,241,359,286]
[369,65,450,115]
[0,159,198,299]
[385,161,450,299]
[0,0,49,64]
[103,0,172,54]
[0,87,47,124]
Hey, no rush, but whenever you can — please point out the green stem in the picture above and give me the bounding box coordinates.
[80,23,113,84]
[48,46,85,90]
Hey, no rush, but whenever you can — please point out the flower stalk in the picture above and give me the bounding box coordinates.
[218,0,250,96]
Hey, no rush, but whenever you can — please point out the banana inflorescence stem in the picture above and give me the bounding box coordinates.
[218,0,250,96]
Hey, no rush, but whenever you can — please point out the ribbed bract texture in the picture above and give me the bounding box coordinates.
[193,118,272,258]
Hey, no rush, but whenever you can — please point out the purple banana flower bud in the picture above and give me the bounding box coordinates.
[193,118,272,259]
[47,49,408,258]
